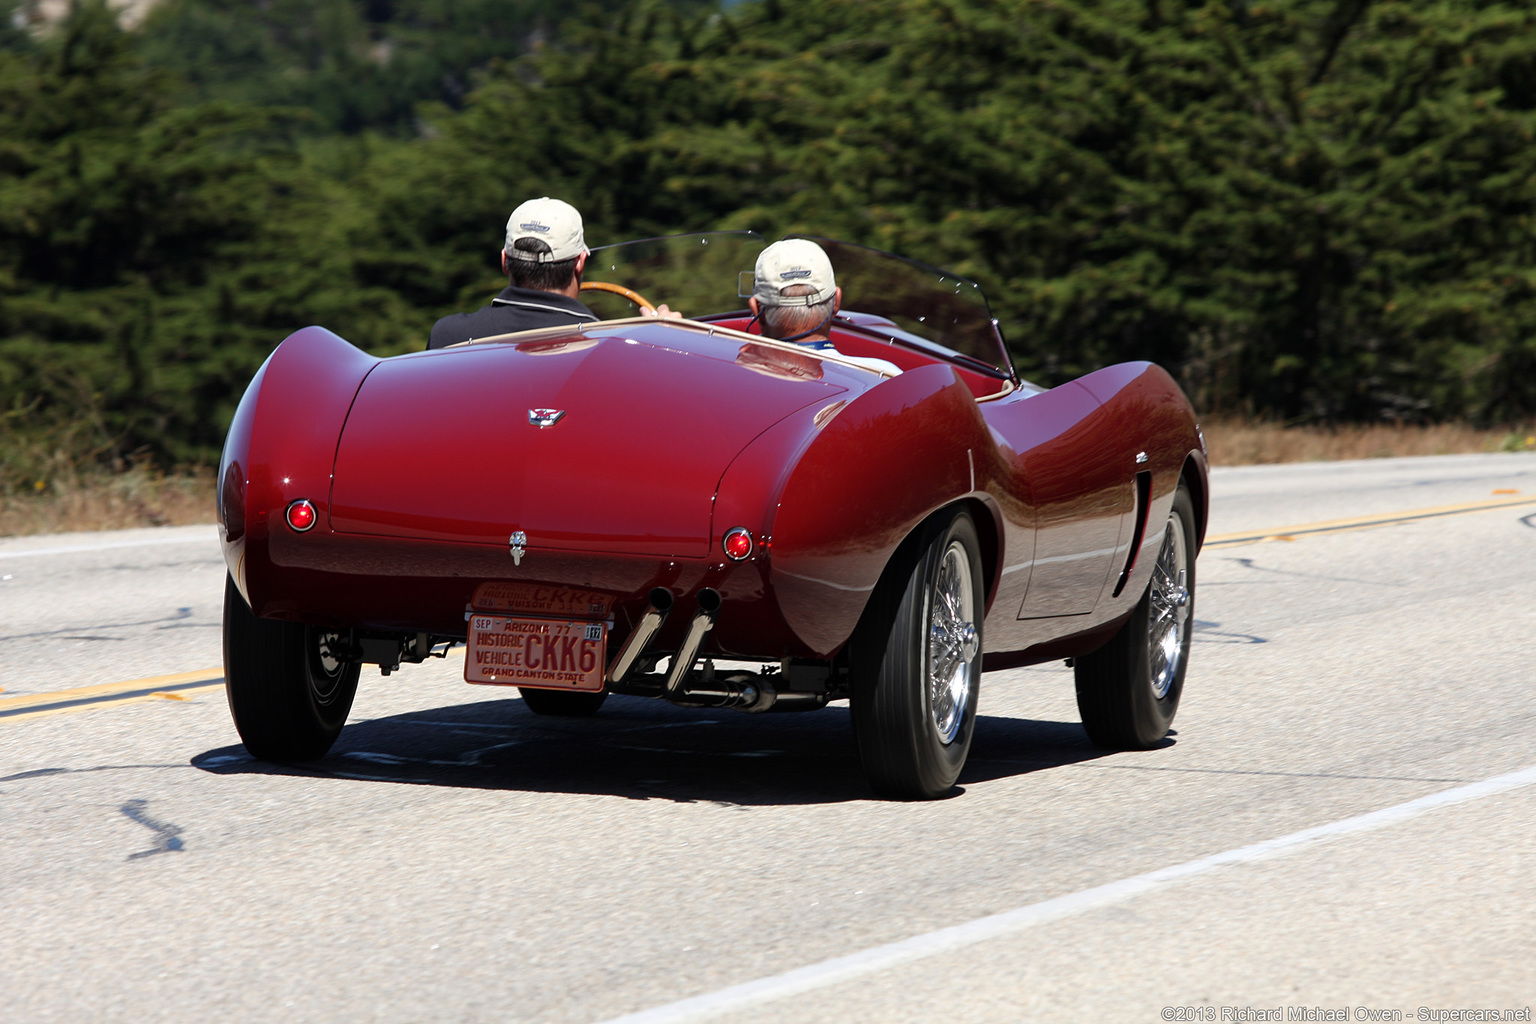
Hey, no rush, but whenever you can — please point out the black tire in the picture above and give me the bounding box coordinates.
[1075,480,1197,749]
[223,576,360,761]
[517,687,608,716]
[851,510,984,800]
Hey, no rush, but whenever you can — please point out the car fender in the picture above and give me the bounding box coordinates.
[768,363,996,656]
[219,327,378,613]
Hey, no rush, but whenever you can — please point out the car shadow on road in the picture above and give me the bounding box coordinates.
[191,694,1123,805]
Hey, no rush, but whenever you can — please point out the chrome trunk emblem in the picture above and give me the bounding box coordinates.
[529,408,566,427]
[510,530,527,565]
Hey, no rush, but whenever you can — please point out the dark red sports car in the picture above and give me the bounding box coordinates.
[218,232,1208,799]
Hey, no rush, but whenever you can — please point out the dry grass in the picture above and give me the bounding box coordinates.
[1201,419,1536,467]
[0,465,214,537]
[2,422,1534,537]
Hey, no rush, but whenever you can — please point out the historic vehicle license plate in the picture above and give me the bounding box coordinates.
[465,614,607,691]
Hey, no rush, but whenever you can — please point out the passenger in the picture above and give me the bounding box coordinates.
[748,239,901,376]
[428,197,598,349]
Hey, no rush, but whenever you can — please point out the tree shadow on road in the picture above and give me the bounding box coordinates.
[191,695,1126,806]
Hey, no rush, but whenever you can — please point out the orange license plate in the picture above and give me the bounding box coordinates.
[465,614,607,691]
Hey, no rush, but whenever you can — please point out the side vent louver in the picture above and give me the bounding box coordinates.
[1111,471,1153,599]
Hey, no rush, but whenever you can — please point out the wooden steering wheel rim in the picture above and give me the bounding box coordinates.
[580,281,657,316]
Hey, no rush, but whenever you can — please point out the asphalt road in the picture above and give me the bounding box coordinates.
[2,453,1534,1023]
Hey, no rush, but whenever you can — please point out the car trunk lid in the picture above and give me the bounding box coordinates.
[328,329,844,557]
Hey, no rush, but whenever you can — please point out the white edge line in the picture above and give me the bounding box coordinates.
[0,530,218,560]
[599,762,1536,1024]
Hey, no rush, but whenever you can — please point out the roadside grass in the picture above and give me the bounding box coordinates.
[1,421,1533,538]
[1201,418,1536,466]
[0,464,214,537]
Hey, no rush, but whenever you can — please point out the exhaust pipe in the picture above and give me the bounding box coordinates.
[676,674,828,713]
[606,588,673,686]
[664,588,721,697]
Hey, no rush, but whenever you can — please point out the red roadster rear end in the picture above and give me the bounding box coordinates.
[218,233,1208,799]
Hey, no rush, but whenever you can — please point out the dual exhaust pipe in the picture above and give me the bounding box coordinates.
[663,587,720,698]
[604,587,678,688]
[604,586,718,697]
[604,587,823,713]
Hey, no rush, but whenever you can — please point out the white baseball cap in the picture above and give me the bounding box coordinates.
[753,239,836,306]
[504,197,586,263]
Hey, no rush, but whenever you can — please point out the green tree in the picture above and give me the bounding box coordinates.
[0,2,422,484]
[134,0,722,134]
[530,0,1536,424]
[9,0,1536,496]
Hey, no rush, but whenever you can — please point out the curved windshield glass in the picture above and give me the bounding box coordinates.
[792,236,1010,377]
[585,232,1011,377]
[585,232,765,321]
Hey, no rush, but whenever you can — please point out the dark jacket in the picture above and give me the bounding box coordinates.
[428,286,598,349]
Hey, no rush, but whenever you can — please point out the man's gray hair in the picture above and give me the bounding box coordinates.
[761,283,835,337]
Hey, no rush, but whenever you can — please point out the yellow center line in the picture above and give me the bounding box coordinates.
[1205,493,1536,548]
[0,668,225,723]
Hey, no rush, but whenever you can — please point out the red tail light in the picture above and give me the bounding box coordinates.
[722,527,753,561]
[285,499,317,532]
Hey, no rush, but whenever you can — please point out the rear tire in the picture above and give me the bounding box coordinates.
[1075,480,1196,749]
[851,511,984,800]
[223,576,360,761]
[517,687,608,716]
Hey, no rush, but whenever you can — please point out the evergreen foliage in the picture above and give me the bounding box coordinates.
[134,0,718,134]
[2,0,1534,488]
[365,0,1536,422]
[0,1,424,485]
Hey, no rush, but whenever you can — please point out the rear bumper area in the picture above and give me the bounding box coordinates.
[231,529,815,660]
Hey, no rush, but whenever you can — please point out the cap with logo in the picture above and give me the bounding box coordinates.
[753,239,836,307]
[504,197,586,263]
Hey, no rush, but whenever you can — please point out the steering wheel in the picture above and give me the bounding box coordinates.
[580,281,657,316]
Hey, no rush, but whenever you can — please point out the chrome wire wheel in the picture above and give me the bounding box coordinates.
[224,577,361,762]
[1073,480,1197,751]
[851,511,983,799]
[926,539,980,745]
[306,628,349,706]
[1146,511,1191,700]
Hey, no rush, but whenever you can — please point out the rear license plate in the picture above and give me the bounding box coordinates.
[465,614,607,691]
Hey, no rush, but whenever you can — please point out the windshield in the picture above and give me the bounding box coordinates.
[792,236,1010,377]
[585,232,766,322]
[584,232,1011,377]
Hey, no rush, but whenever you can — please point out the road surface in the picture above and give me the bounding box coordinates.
[2,453,1534,1023]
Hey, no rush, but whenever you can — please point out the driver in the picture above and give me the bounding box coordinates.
[748,239,901,376]
[428,196,598,349]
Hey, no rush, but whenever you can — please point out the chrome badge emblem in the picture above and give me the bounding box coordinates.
[528,408,566,428]
[510,531,527,565]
